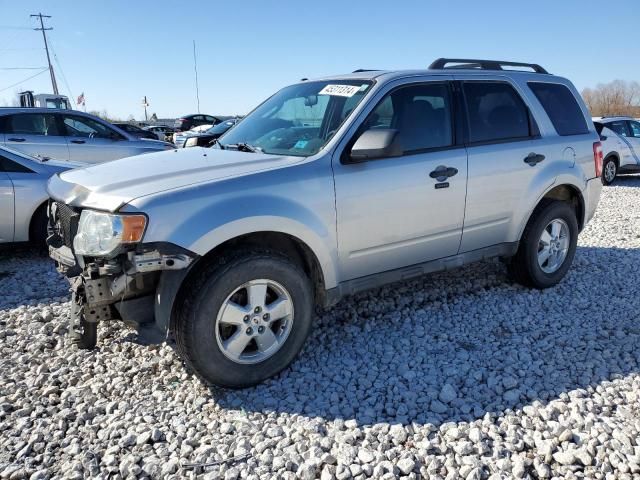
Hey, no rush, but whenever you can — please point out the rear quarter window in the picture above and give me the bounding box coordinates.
[528,82,589,136]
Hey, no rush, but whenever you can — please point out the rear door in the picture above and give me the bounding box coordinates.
[626,120,640,167]
[334,78,469,280]
[456,78,562,252]
[60,113,133,163]
[604,120,639,167]
[0,112,69,161]
[0,158,15,243]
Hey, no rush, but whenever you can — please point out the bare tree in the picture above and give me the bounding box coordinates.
[582,80,640,117]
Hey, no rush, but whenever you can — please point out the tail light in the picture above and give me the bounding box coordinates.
[593,142,603,178]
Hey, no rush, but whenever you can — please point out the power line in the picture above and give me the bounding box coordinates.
[0,67,48,70]
[0,68,49,93]
[0,25,33,30]
[30,13,58,95]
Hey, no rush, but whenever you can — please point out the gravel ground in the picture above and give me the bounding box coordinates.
[1,176,640,480]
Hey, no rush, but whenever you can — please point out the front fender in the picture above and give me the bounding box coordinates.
[133,192,339,290]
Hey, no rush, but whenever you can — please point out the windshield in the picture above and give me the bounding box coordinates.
[218,80,373,156]
[207,119,237,134]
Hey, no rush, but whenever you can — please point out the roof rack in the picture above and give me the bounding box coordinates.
[429,58,549,74]
[352,69,379,73]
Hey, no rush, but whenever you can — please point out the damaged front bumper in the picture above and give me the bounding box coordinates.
[50,236,197,347]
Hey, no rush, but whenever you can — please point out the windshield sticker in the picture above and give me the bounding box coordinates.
[358,84,369,91]
[319,84,362,97]
[293,140,309,149]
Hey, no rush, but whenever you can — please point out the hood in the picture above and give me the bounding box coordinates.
[47,147,303,212]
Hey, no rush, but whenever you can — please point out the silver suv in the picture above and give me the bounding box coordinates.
[47,58,603,388]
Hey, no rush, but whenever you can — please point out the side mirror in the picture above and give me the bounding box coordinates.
[348,128,402,163]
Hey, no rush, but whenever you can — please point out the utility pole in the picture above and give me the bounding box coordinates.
[193,40,200,113]
[142,96,149,121]
[31,13,59,95]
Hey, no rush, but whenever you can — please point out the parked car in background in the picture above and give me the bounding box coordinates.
[593,116,640,184]
[0,108,174,164]
[47,58,602,387]
[172,124,213,147]
[144,125,176,142]
[173,114,220,132]
[112,122,158,140]
[0,145,85,245]
[182,118,241,148]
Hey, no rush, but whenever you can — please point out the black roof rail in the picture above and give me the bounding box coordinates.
[352,69,379,73]
[429,58,549,74]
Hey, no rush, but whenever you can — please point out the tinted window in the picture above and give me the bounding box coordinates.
[629,121,640,138]
[63,115,119,139]
[363,83,453,153]
[528,82,589,136]
[5,114,61,136]
[463,82,531,143]
[607,121,631,137]
[0,155,33,173]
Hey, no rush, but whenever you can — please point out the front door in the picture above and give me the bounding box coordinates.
[0,112,69,161]
[60,114,132,164]
[626,120,640,167]
[334,80,468,281]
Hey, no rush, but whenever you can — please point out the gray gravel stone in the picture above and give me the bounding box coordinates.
[1,178,640,478]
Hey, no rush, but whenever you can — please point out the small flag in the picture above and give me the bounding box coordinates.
[77,92,85,105]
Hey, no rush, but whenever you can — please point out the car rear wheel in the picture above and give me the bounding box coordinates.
[509,200,578,289]
[602,157,617,185]
[175,250,314,388]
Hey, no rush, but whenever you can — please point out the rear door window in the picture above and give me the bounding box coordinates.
[528,82,589,136]
[462,82,532,143]
[5,113,61,136]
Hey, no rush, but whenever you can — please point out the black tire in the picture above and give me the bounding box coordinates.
[602,157,617,185]
[175,250,314,388]
[70,317,98,349]
[509,200,578,289]
[29,205,48,247]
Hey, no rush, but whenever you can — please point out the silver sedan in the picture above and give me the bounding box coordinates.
[0,146,85,244]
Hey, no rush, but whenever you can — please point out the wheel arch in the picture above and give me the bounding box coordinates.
[28,200,49,242]
[519,183,586,240]
[155,230,329,337]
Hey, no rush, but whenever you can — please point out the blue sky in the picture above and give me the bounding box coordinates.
[1,0,638,120]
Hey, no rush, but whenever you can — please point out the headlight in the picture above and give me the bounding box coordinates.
[73,210,147,257]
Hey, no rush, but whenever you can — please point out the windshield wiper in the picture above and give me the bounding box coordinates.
[226,142,261,153]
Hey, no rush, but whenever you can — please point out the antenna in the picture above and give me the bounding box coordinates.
[193,40,200,114]
[30,12,59,95]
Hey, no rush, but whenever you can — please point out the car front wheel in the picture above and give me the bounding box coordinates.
[175,250,314,388]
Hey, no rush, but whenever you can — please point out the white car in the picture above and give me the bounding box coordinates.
[593,116,640,184]
[172,124,213,147]
[143,125,176,141]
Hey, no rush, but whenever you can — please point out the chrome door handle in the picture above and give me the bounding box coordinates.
[70,139,86,144]
[8,137,25,142]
